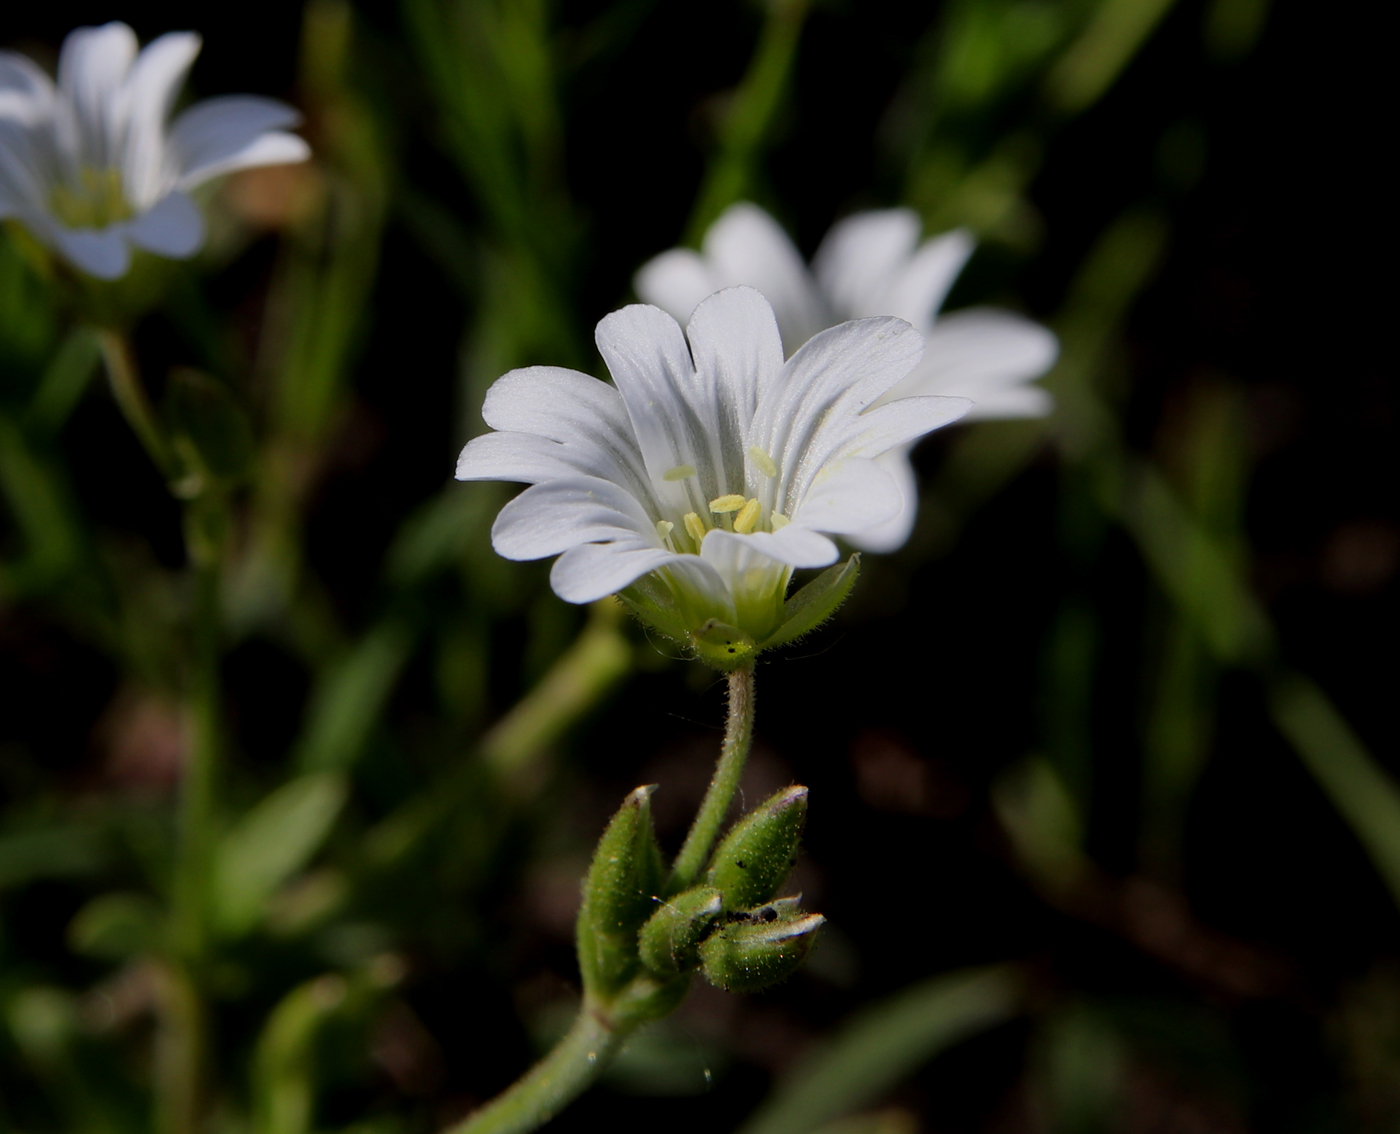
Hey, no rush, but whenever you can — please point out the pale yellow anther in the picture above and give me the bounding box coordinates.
[770,512,791,530]
[748,445,778,478]
[683,512,708,543]
[663,464,697,482]
[655,520,674,541]
[733,498,762,534]
[709,494,746,514]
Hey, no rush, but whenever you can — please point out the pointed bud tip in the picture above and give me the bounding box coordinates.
[626,784,660,806]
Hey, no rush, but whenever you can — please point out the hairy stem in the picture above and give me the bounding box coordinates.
[669,665,756,891]
[443,1003,623,1134]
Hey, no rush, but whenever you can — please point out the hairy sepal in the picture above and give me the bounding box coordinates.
[758,554,860,652]
[706,785,807,910]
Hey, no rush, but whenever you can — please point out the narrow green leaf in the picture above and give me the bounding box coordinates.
[213,772,348,937]
[760,554,860,652]
[25,326,101,437]
[738,965,1024,1134]
[164,367,255,485]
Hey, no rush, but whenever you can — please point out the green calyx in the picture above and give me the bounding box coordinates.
[638,886,723,975]
[706,785,807,910]
[699,905,825,993]
[619,554,860,671]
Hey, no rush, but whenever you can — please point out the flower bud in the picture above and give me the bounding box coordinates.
[576,786,664,997]
[638,886,723,975]
[699,909,825,993]
[706,785,807,910]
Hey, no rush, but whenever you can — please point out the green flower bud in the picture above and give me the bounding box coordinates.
[577,785,664,997]
[706,785,807,910]
[699,908,825,993]
[638,885,723,975]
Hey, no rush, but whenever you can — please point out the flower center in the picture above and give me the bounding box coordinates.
[656,447,788,553]
[49,167,133,230]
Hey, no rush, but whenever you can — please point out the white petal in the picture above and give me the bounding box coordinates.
[550,541,686,604]
[791,456,901,534]
[120,32,201,207]
[0,52,55,124]
[684,286,785,495]
[168,96,307,188]
[0,119,48,215]
[456,431,580,484]
[812,208,920,320]
[595,303,717,519]
[833,395,971,462]
[702,526,838,572]
[964,384,1054,420]
[883,229,976,327]
[479,365,653,503]
[881,308,1058,414]
[127,190,204,258]
[491,475,655,561]
[846,448,919,553]
[56,23,138,169]
[750,316,923,515]
[702,202,829,352]
[633,248,717,325]
[53,224,132,279]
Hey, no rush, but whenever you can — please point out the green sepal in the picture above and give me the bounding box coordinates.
[706,785,807,910]
[699,908,825,993]
[638,885,723,975]
[577,785,665,998]
[758,554,860,652]
[618,576,691,645]
[164,367,255,497]
[690,619,758,671]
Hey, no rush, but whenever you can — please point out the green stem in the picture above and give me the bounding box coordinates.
[669,665,756,891]
[444,1003,623,1134]
[96,328,174,479]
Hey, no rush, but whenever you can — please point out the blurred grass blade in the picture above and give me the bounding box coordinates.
[737,965,1024,1134]
[214,772,348,937]
[293,621,414,773]
[252,974,348,1134]
[1270,674,1400,909]
[25,326,100,437]
[0,415,85,594]
[1046,0,1180,112]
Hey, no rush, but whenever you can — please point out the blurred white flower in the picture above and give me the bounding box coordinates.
[456,287,968,641]
[0,22,310,280]
[636,203,1059,550]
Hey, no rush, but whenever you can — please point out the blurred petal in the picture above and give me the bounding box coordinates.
[127,190,204,257]
[0,52,55,123]
[169,95,306,187]
[121,32,201,205]
[703,203,828,351]
[56,23,138,167]
[965,384,1054,420]
[846,448,919,553]
[53,224,131,279]
[884,229,975,327]
[812,208,920,319]
[491,475,656,561]
[634,248,717,325]
[883,308,1058,413]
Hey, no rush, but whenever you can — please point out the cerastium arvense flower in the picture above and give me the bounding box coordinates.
[447,285,972,1134]
[0,21,309,281]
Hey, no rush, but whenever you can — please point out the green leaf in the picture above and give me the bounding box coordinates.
[737,965,1024,1134]
[67,892,162,960]
[213,772,348,938]
[707,785,807,910]
[760,554,860,652]
[164,367,255,487]
[25,326,101,437]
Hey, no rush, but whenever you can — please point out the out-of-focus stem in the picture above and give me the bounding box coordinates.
[152,962,204,1134]
[443,1002,622,1134]
[669,665,756,891]
[97,329,173,479]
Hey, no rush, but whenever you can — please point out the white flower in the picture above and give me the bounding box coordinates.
[0,22,310,280]
[636,203,1059,551]
[455,287,969,649]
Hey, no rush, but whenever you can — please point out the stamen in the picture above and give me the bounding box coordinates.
[655,519,674,540]
[770,512,791,530]
[683,512,708,544]
[709,494,746,514]
[733,498,762,534]
[748,446,778,478]
[664,464,697,482]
